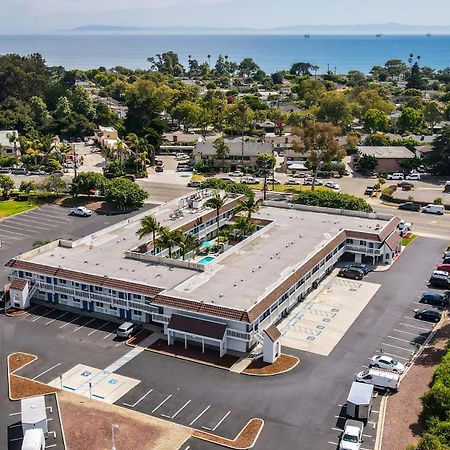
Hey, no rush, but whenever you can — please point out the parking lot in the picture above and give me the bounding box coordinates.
[6,394,65,450]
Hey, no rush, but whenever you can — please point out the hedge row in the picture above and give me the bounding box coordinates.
[292,190,373,213]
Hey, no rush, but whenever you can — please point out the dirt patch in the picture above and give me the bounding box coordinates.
[193,418,264,449]
[8,352,36,373]
[10,375,60,400]
[242,354,299,376]
[382,320,450,449]
[58,390,191,450]
[149,339,239,369]
[5,307,27,317]
[127,329,153,347]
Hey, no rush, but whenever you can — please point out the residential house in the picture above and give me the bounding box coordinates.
[0,130,21,157]
[355,146,416,173]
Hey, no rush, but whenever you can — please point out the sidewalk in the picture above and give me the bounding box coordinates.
[382,320,450,449]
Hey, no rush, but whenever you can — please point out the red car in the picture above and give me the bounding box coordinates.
[436,264,450,274]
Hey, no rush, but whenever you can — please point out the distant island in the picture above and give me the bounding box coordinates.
[62,23,450,35]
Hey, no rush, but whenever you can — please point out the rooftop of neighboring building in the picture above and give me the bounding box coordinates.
[194,138,273,157]
[357,146,415,159]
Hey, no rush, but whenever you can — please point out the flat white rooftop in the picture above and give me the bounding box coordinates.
[23,201,393,312]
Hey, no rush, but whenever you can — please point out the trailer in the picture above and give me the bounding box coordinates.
[21,396,48,435]
[346,382,373,421]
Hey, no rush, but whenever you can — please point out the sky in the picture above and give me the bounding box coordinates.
[1,0,450,33]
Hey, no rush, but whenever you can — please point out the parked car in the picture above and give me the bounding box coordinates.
[422,204,445,215]
[339,420,364,450]
[397,220,412,231]
[437,264,450,274]
[420,292,449,307]
[219,177,236,183]
[155,159,164,166]
[29,170,46,175]
[228,170,244,177]
[266,177,281,185]
[292,172,308,178]
[338,268,364,280]
[324,181,341,191]
[304,177,323,186]
[344,263,371,274]
[70,206,92,217]
[387,173,404,180]
[241,176,259,184]
[187,180,202,188]
[406,173,421,180]
[414,307,442,323]
[284,178,302,185]
[364,186,375,195]
[0,167,11,174]
[11,167,28,175]
[356,368,400,392]
[155,165,164,172]
[116,321,143,338]
[369,355,405,374]
[398,202,421,212]
[429,273,450,289]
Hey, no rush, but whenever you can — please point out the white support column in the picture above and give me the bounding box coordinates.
[184,333,187,349]
[202,337,205,354]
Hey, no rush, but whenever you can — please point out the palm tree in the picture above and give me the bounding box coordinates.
[205,191,227,240]
[135,151,148,174]
[207,54,211,67]
[156,226,176,258]
[233,216,255,239]
[136,216,160,253]
[173,232,197,260]
[237,196,262,221]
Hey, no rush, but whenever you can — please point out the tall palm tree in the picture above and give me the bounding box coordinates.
[135,151,148,174]
[172,231,197,260]
[156,226,176,259]
[205,191,227,240]
[136,216,160,253]
[233,216,255,239]
[237,196,262,221]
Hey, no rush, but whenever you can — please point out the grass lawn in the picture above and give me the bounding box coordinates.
[401,234,417,247]
[0,200,38,218]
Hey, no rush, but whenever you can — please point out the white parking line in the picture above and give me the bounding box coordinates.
[73,318,96,333]
[9,412,21,416]
[393,329,427,337]
[32,308,55,322]
[103,332,114,340]
[202,411,231,432]
[387,335,423,345]
[45,311,69,325]
[383,352,409,361]
[382,342,416,353]
[189,405,210,426]
[123,389,153,408]
[152,394,173,413]
[45,445,57,449]
[27,305,41,314]
[87,322,109,336]
[399,322,432,331]
[32,363,61,380]
[171,400,191,419]
[332,427,343,432]
[11,218,51,230]
[328,442,339,446]
[59,315,80,328]
[0,226,32,237]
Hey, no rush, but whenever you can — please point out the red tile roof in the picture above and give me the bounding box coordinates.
[385,231,402,251]
[168,314,227,340]
[9,278,28,291]
[264,324,281,342]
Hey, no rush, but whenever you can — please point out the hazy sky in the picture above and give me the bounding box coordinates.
[1,0,450,33]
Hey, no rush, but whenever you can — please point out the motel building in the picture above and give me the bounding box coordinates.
[4,190,402,360]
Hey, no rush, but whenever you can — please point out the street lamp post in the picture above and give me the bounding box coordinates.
[111,424,119,450]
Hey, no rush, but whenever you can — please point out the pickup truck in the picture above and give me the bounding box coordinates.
[339,420,364,450]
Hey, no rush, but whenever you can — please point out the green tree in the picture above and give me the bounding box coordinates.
[172,231,197,260]
[256,153,276,199]
[416,433,445,450]
[71,172,107,197]
[147,51,184,76]
[384,59,408,80]
[54,96,72,119]
[136,215,160,252]
[237,196,262,221]
[205,191,227,240]
[0,174,14,198]
[238,58,260,78]
[171,100,201,132]
[294,79,325,107]
[71,86,96,120]
[407,62,427,90]
[290,62,314,76]
[293,121,346,190]
[398,107,424,132]
[30,96,51,127]
[358,154,378,171]
[213,137,230,171]
[318,92,353,127]
[41,174,66,194]
[104,177,148,210]
[19,180,36,194]
[424,101,443,131]
[364,109,388,133]
[155,226,177,258]
[233,215,256,239]
[425,125,450,175]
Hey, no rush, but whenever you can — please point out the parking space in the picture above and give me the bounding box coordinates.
[18,304,122,351]
[118,381,245,439]
[6,394,65,450]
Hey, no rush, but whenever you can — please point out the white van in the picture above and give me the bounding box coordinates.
[422,204,445,215]
[21,428,45,450]
[356,368,400,392]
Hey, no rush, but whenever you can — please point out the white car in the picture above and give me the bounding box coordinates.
[303,178,323,186]
[397,220,412,231]
[406,173,421,181]
[339,420,364,450]
[387,173,404,180]
[265,177,281,185]
[369,355,405,374]
[284,178,301,185]
[70,206,92,217]
[241,176,259,184]
[324,181,341,192]
[228,171,244,177]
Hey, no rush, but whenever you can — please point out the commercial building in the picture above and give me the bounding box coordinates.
[355,146,416,173]
[5,191,401,356]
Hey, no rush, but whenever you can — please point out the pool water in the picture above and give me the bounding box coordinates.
[198,256,215,265]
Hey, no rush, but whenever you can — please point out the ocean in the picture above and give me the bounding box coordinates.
[1,34,449,74]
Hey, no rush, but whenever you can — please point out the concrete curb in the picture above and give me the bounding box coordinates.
[374,394,388,450]
[53,393,68,450]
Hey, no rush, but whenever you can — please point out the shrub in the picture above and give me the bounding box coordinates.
[434,197,444,205]
[292,190,373,212]
[200,178,254,198]
[382,185,398,195]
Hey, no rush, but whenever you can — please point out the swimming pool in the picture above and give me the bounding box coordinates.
[198,256,215,265]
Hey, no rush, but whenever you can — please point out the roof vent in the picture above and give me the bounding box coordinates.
[252,269,255,273]
[234,282,237,286]
[270,256,273,259]
[96,263,99,266]
[84,260,88,263]
[241,278,244,282]
[219,293,224,298]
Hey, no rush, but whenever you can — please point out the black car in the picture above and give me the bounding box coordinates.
[155,165,164,172]
[338,267,364,280]
[414,307,442,323]
[344,263,371,274]
[420,292,449,307]
[429,276,450,289]
[398,202,421,212]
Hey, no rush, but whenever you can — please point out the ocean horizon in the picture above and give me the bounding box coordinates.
[1,34,450,74]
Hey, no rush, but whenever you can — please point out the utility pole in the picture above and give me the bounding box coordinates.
[73,143,78,178]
